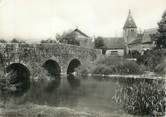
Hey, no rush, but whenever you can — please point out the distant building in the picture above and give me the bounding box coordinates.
[70,28,93,48]
[141,28,157,51]
[123,10,157,54]
[103,10,157,56]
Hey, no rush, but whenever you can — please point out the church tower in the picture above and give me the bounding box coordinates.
[123,10,137,54]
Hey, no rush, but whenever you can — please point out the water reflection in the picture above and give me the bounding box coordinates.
[4,63,30,96]
[1,74,165,116]
[67,74,80,89]
[44,74,61,93]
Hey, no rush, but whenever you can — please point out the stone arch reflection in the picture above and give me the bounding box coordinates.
[42,60,61,92]
[6,63,30,96]
[67,59,81,89]
[67,74,80,89]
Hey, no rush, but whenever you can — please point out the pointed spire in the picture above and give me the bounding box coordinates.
[129,9,131,15]
[123,9,137,29]
[162,9,166,18]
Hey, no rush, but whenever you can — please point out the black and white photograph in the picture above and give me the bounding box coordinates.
[0,0,166,117]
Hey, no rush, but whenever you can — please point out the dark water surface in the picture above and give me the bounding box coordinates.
[1,74,166,117]
[27,75,120,112]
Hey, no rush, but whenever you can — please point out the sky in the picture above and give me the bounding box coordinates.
[0,0,165,42]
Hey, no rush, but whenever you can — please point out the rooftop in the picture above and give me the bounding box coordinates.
[103,37,125,49]
[123,10,137,29]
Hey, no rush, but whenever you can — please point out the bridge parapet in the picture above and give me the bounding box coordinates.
[0,43,101,60]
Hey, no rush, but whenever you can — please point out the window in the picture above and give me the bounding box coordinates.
[111,51,118,56]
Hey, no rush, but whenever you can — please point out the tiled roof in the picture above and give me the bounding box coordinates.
[128,34,143,45]
[128,39,142,45]
[72,28,89,37]
[103,37,125,49]
[128,28,157,45]
[142,28,157,44]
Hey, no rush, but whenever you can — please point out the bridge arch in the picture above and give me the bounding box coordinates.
[67,59,81,74]
[6,63,30,96]
[42,59,61,77]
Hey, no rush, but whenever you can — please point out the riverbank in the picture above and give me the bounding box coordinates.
[0,103,153,117]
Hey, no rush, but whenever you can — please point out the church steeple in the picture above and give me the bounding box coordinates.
[123,9,137,29]
[123,10,138,54]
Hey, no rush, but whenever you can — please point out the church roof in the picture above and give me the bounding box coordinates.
[128,28,157,45]
[128,34,143,45]
[103,37,125,49]
[142,28,157,44]
[123,10,137,29]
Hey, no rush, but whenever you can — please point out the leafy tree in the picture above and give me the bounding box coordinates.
[11,38,20,43]
[155,10,166,49]
[94,37,105,49]
[10,38,26,43]
[0,39,7,43]
[56,30,80,46]
[94,37,106,54]
[40,39,57,43]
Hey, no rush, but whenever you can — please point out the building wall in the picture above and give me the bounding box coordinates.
[74,31,93,49]
[123,28,137,44]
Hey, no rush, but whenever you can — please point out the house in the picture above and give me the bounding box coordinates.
[128,34,143,53]
[127,28,157,53]
[141,28,157,51]
[70,28,93,48]
[103,37,125,56]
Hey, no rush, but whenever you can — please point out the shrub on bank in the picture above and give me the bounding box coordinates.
[92,64,112,75]
[92,56,145,75]
[155,62,166,75]
[76,56,145,76]
[137,49,166,74]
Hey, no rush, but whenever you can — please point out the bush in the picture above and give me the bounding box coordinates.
[75,60,94,77]
[155,62,166,75]
[92,64,113,75]
[137,49,166,72]
[92,56,145,75]
[95,56,122,66]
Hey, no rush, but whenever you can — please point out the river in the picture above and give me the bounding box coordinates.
[0,74,166,117]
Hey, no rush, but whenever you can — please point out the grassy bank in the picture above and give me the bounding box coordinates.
[76,56,146,76]
[76,55,166,116]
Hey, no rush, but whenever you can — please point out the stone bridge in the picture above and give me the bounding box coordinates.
[0,43,101,77]
[0,43,101,95]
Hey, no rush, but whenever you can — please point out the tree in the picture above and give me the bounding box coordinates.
[40,39,57,43]
[10,38,26,43]
[94,37,106,54]
[94,37,105,49]
[155,10,166,49]
[0,39,7,43]
[56,30,80,46]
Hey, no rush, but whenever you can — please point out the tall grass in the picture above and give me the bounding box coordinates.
[113,78,166,116]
